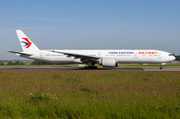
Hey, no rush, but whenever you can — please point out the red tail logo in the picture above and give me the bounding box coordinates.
[21,38,32,48]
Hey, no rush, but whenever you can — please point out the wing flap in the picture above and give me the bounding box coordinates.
[52,50,100,60]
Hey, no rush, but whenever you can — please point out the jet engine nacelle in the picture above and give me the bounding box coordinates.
[101,58,118,67]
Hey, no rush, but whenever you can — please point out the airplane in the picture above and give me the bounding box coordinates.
[8,30,175,69]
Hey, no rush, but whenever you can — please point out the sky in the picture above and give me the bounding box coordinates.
[0,0,180,60]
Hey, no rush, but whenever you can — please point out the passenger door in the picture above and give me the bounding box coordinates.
[158,53,162,59]
[40,53,43,58]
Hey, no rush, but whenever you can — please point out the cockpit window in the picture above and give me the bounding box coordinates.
[169,54,174,56]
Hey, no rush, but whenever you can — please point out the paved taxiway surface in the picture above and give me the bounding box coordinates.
[0,66,180,71]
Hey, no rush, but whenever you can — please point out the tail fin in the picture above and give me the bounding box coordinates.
[16,30,39,52]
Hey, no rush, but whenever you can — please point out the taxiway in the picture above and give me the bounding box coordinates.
[0,66,180,71]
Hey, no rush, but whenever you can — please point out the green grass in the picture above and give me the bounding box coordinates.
[117,63,180,68]
[0,70,180,118]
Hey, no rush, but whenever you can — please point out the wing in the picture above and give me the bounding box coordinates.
[52,50,100,61]
[8,51,32,56]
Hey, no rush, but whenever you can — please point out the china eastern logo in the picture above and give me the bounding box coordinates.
[21,38,32,48]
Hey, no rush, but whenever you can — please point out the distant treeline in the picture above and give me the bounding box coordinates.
[0,62,5,65]
[6,61,25,65]
[176,55,180,61]
[30,60,60,65]
[0,61,61,65]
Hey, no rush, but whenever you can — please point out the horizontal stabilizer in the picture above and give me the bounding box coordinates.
[7,51,32,56]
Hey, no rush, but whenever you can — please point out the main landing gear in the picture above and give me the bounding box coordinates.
[84,62,98,69]
[84,66,97,69]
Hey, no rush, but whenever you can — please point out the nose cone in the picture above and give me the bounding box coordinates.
[170,56,176,61]
[168,53,176,61]
[172,56,176,60]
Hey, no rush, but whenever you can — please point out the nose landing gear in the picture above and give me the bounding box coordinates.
[160,63,165,69]
[160,65,163,69]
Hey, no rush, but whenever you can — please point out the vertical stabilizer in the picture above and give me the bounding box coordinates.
[16,30,39,52]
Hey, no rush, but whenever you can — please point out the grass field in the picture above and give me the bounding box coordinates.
[117,63,180,68]
[0,70,180,118]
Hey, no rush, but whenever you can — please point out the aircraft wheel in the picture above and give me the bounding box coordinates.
[94,66,97,69]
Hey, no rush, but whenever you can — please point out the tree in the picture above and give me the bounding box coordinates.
[14,61,20,65]
[31,61,43,65]
[7,61,14,65]
[6,61,25,65]
[30,60,59,65]
[20,61,25,65]
[175,55,180,61]
[0,62,4,65]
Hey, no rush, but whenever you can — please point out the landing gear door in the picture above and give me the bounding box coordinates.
[98,52,102,57]
[158,53,162,59]
[134,52,138,59]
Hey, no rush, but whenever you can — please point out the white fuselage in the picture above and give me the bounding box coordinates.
[10,30,176,68]
[21,49,175,64]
